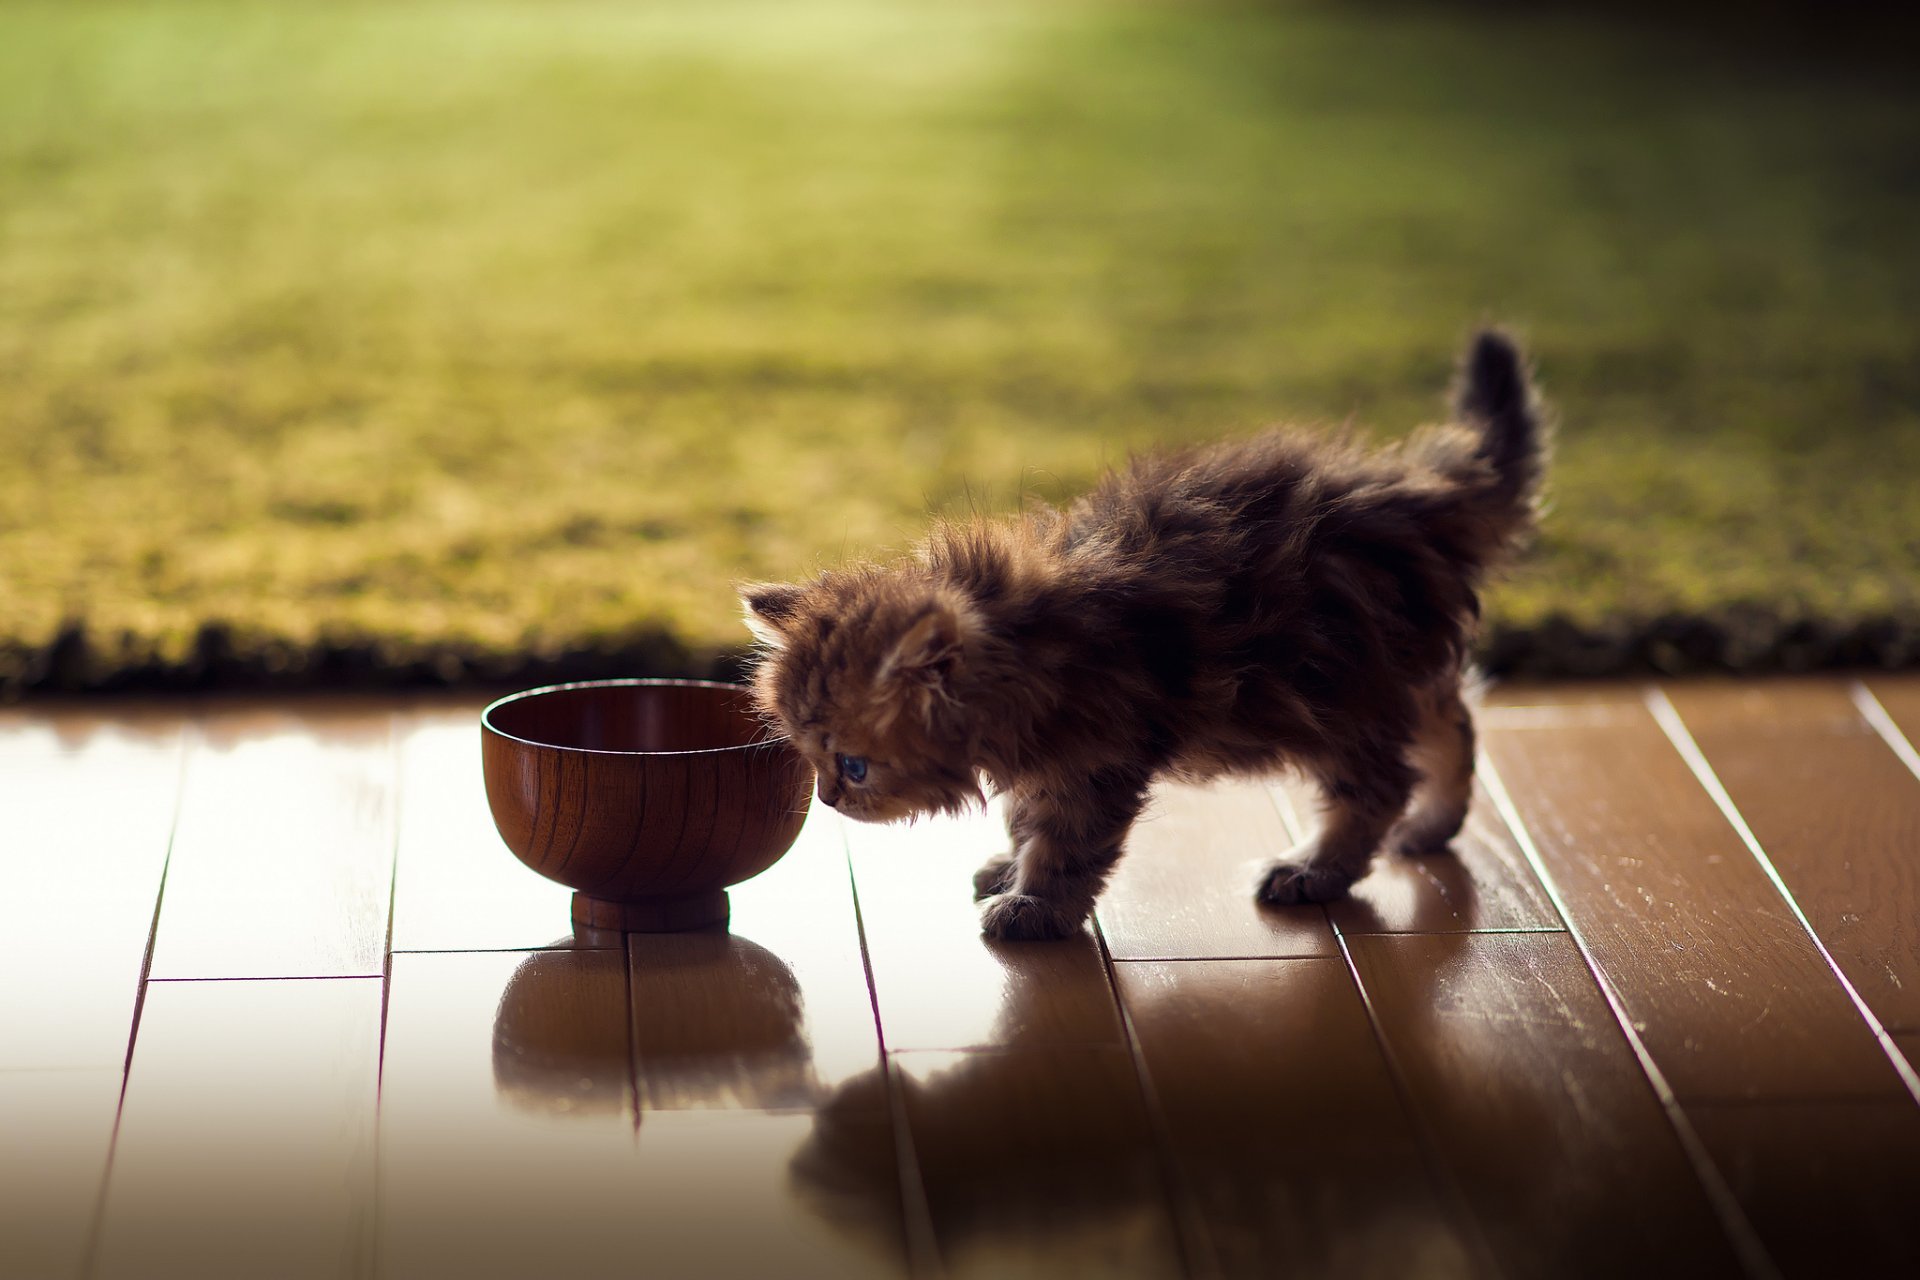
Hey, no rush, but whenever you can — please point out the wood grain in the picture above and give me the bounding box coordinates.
[1115,958,1476,1280]
[1099,778,1333,960]
[845,801,1125,1051]
[1688,1099,1920,1274]
[1666,680,1920,1032]
[1271,776,1560,934]
[1483,697,1906,1102]
[894,1047,1185,1280]
[390,703,605,952]
[148,701,397,979]
[0,1069,122,1278]
[1345,932,1744,1277]
[93,977,382,1280]
[379,950,907,1280]
[0,725,180,1068]
[630,801,883,1107]
[481,679,812,927]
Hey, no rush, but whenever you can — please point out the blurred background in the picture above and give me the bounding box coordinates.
[3,0,1916,693]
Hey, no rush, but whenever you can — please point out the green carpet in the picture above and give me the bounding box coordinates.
[3,1,1918,690]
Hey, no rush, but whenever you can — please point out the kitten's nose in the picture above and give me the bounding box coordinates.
[816,776,841,808]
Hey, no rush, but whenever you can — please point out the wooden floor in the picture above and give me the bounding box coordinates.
[5,677,1920,1279]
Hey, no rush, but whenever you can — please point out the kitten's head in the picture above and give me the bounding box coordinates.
[739,573,985,823]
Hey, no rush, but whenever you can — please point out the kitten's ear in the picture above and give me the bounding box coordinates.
[739,582,807,648]
[879,596,973,698]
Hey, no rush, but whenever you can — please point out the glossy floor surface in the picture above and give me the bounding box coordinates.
[5,677,1920,1279]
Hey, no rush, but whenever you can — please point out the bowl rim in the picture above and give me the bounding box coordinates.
[480,677,789,759]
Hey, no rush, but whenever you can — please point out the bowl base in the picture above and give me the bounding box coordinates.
[571,890,730,933]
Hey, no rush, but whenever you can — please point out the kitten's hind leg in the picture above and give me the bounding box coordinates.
[1256,747,1415,906]
[980,766,1150,941]
[1389,681,1476,857]
[971,851,1018,901]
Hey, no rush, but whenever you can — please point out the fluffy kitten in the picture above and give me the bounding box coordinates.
[741,331,1548,940]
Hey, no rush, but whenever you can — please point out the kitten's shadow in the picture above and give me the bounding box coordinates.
[788,935,1177,1260]
[1334,845,1486,933]
[792,874,1572,1270]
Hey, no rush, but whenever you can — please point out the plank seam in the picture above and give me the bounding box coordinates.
[841,818,943,1280]
[388,944,621,955]
[1270,786,1504,1278]
[1478,748,1780,1280]
[77,723,190,1280]
[377,717,402,1097]
[622,930,641,1124]
[1106,926,1567,961]
[1329,922,1505,1277]
[1092,917,1219,1280]
[368,715,401,1280]
[137,973,386,985]
[1648,685,1920,1108]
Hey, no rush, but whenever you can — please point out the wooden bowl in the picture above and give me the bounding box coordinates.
[481,679,813,931]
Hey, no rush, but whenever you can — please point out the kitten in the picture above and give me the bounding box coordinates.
[741,331,1547,940]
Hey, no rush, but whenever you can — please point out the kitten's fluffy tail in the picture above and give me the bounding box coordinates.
[1456,329,1547,522]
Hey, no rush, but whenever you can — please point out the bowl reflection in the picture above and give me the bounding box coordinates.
[490,934,815,1117]
[490,947,632,1118]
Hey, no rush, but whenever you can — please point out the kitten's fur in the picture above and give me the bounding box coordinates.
[742,331,1548,940]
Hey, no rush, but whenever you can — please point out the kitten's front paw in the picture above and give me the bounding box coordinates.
[1255,859,1357,906]
[979,893,1082,941]
[971,853,1018,901]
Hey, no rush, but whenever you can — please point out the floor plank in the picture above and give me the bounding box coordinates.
[630,801,881,1108]
[93,977,382,1280]
[1115,958,1476,1280]
[1665,680,1920,1033]
[1482,695,1906,1102]
[379,950,907,1279]
[894,1047,1186,1280]
[1272,776,1561,934]
[1688,1099,1920,1274]
[1345,932,1745,1277]
[0,726,180,1069]
[149,701,397,979]
[1100,778,1332,960]
[845,801,1125,1051]
[0,1069,122,1279]
[380,948,641,1279]
[389,702,606,953]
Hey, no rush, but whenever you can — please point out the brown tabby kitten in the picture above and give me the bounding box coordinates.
[741,331,1548,940]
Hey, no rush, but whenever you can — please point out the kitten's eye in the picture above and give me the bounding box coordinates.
[837,754,869,784]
